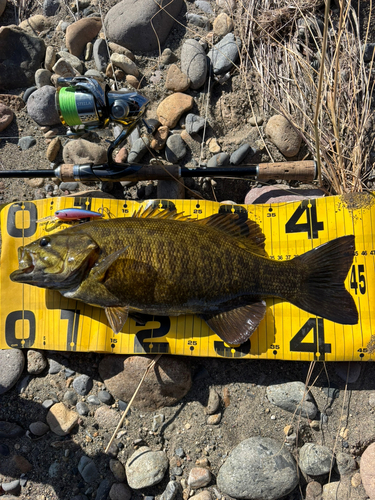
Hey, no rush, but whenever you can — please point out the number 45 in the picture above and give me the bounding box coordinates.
[350,264,366,295]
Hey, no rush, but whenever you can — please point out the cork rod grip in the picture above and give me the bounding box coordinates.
[256,160,317,182]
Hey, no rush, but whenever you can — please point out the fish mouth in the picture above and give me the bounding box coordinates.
[10,247,36,282]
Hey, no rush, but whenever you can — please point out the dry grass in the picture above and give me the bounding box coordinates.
[238,0,375,194]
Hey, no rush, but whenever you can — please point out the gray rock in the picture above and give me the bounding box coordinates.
[42,399,55,409]
[363,43,375,63]
[334,362,361,383]
[18,136,36,150]
[0,421,24,439]
[336,452,356,476]
[109,459,126,482]
[208,33,241,75]
[48,358,63,374]
[87,395,101,405]
[98,390,113,405]
[152,414,165,432]
[57,51,84,73]
[160,480,180,500]
[93,38,109,72]
[157,179,185,199]
[64,390,78,406]
[76,401,90,416]
[27,86,60,126]
[27,350,47,375]
[35,68,52,87]
[109,482,132,500]
[128,137,150,162]
[266,381,318,419]
[0,349,25,395]
[23,86,38,103]
[181,39,207,90]
[126,446,169,489]
[29,421,50,436]
[78,456,99,483]
[64,367,76,378]
[175,447,185,458]
[104,0,183,53]
[217,436,298,499]
[95,479,111,500]
[63,138,108,165]
[171,466,183,476]
[185,113,206,134]
[59,181,79,192]
[230,143,254,165]
[299,443,334,476]
[48,462,61,478]
[207,152,230,167]
[73,374,93,396]
[2,479,21,495]
[165,134,187,163]
[84,69,104,81]
[43,0,60,15]
[195,0,213,13]
[0,26,46,89]
[186,13,209,29]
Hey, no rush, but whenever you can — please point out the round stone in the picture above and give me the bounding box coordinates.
[0,349,25,395]
[299,443,334,476]
[126,446,169,489]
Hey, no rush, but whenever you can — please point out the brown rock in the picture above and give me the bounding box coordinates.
[108,42,135,61]
[244,185,325,205]
[66,17,102,57]
[361,442,375,499]
[46,402,79,436]
[150,125,169,150]
[206,413,221,425]
[0,94,25,111]
[19,15,50,33]
[115,146,128,163]
[190,492,212,500]
[114,69,126,80]
[94,406,121,428]
[109,459,126,482]
[46,137,61,161]
[106,63,114,78]
[52,58,77,77]
[213,13,233,37]
[110,53,139,77]
[207,137,220,153]
[205,387,220,415]
[305,480,322,500]
[125,75,140,89]
[45,46,57,71]
[165,64,190,92]
[99,355,192,411]
[157,93,194,128]
[27,350,47,374]
[181,129,201,156]
[0,103,13,132]
[188,467,211,488]
[12,455,33,473]
[265,114,302,157]
[26,178,45,188]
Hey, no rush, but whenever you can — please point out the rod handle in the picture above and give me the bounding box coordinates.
[256,160,317,182]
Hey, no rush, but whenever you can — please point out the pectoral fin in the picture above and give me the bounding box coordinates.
[91,246,130,281]
[200,301,266,345]
[105,305,130,334]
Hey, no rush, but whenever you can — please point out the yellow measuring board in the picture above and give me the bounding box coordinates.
[0,193,374,361]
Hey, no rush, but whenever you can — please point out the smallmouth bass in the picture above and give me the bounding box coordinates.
[10,207,358,344]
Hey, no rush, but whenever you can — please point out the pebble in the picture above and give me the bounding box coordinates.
[18,136,36,150]
[208,33,241,75]
[93,38,109,72]
[23,86,38,103]
[98,390,113,405]
[109,459,126,482]
[78,456,99,483]
[248,115,264,126]
[188,467,211,488]
[52,58,76,77]
[230,143,254,165]
[206,413,221,425]
[2,479,21,495]
[48,358,63,374]
[29,421,49,436]
[207,152,230,167]
[87,395,101,405]
[175,447,185,458]
[42,399,55,409]
[12,455,32,473]
[76,402,90,416]
[195,0,212,12]
[48,462,61,478]
[128,136,150,162]
[109,482,132,500]
[59,181,78,192]
[165,134,187,163]
[73,374,93,395]
[217,437,298,499]
[207,137,221,153]
[205,387,220,415]
[157,93,194,129]
[213,12,233,37]
[126,446,169,489]
[305,481,322,499]
[322,481,349,500]
[160,480,180,500]
[190,492,212,500]
[108,42,135,61]
[0,349,25,395]
[181,39,207,90]
[171,466,183,476]
[125,75,140,89]
[186,13,210,29]
[151,125,169,150]
[99,355,192,410]
[334,362,361,383]
[94,406,121,428]
[266,381,318,419]
[26,350,47,375]
[299,443,334,476]
[360,442,375,499]
[0,103,14,132]
[66,17,102,57]
[46,136,61,162]
[64,390,78,406]
[185,113,205,134]
[165,64,190,92]
[35,68,52,87]
[63,138,108,165]
[152,414,165,432]
[46,402,79,436]
[27,85,60,126]
[336,452,356,476]
[110,53,139,78]
[351,472,362,488]
[265,114,302,157]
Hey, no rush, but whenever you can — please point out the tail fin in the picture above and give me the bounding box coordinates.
[290,235,358,325]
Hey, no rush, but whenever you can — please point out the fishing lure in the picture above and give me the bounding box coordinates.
[37,208,104,224]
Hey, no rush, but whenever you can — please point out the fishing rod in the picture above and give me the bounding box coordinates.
[0,76,317,183]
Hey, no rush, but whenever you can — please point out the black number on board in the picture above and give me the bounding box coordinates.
[5,310,36,348]
[214,339,251,358]
[61,309,80,351]
[6,202,38,238]
[290,318,331,360]
[350,265,366,295]
[285,199,324,239]
[133,315,170,354]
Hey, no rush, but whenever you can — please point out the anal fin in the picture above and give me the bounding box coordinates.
[105,305,129,334]
[200,301,266,345]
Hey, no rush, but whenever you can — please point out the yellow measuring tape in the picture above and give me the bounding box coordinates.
[0,193,374,361]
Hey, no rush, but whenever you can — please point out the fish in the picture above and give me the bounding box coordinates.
[9,207,358,345]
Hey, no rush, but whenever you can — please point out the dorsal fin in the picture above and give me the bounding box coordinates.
[132,207,267,257]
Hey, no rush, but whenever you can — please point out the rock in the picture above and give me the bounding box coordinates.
[216,0,236,10]
[87,395,101,405]
[63,138,108,164]
[48,358,63,374]
[96,479,111,500]
[94,406,121,428]
[157,93,194,128]
[64,390,78,406]
[161,47,178,65]
[151,125,169,150]
[299,443,334,476]
[188,467,211,488]
[18,136,36,150]
[99,355,191,411]
[0,94,25,111]
[322,481,349,500]
[265,114,302,157]
[93,38,109,72]
[213,12,233,37]
[334,362,361,383]
[0,349,25,395]
[125,75,140,89]
[48,462,61,478]
[208,33,241,75]
[207,137,220,153]
[190,493,212,500]
[244,185,324,205]
[351,472,362,488]
[128,136,150,162]
[43,0,60,16]
[195,0,212,13]
[35,68,52,87]
[207,152,230,167]
[248,115,264,126]
[217,436,298,499]
[2,479,21,495]
[46,137,61,162]
[186,13,210,29]
[46,402,79,436]
[108,42,135,60]
[76,401,90,416]
[160,480,180,500]
[363,43,375,63]
[29,421,50,436]
[23,86,38,103]
[0,26,45,89]
[230,143,254,165]
[19,14,50,32]
[27,350,47,375]
[98,390,113,404]
[305,481,322,500]
[115,146,128,163]
[166,64,190,92]
[266,381,318,419]
[66,17,102,57]
[110,53,139,77]
[360,442,375,499]
[205,387,220,415]
[27,86,60,126]
[181,39,207,90]
[165,134,187,163]
[57,51,84,73]
[78,456,99,483]
[206,413,221,425]
[12,455,32,473]
[52,58,77,77]
[104,0,183,53]
[109,482,132,500]
[73,374,93,395]
[152,414,165,432]
[336,452,356,476]
[0,103,14,132]
[110,459,126,482]
[157,178,185,199]
[0,421,24,438]
[185,113,205,134]
[126,446,169,489]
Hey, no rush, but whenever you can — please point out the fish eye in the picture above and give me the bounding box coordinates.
[39,237,51,247]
